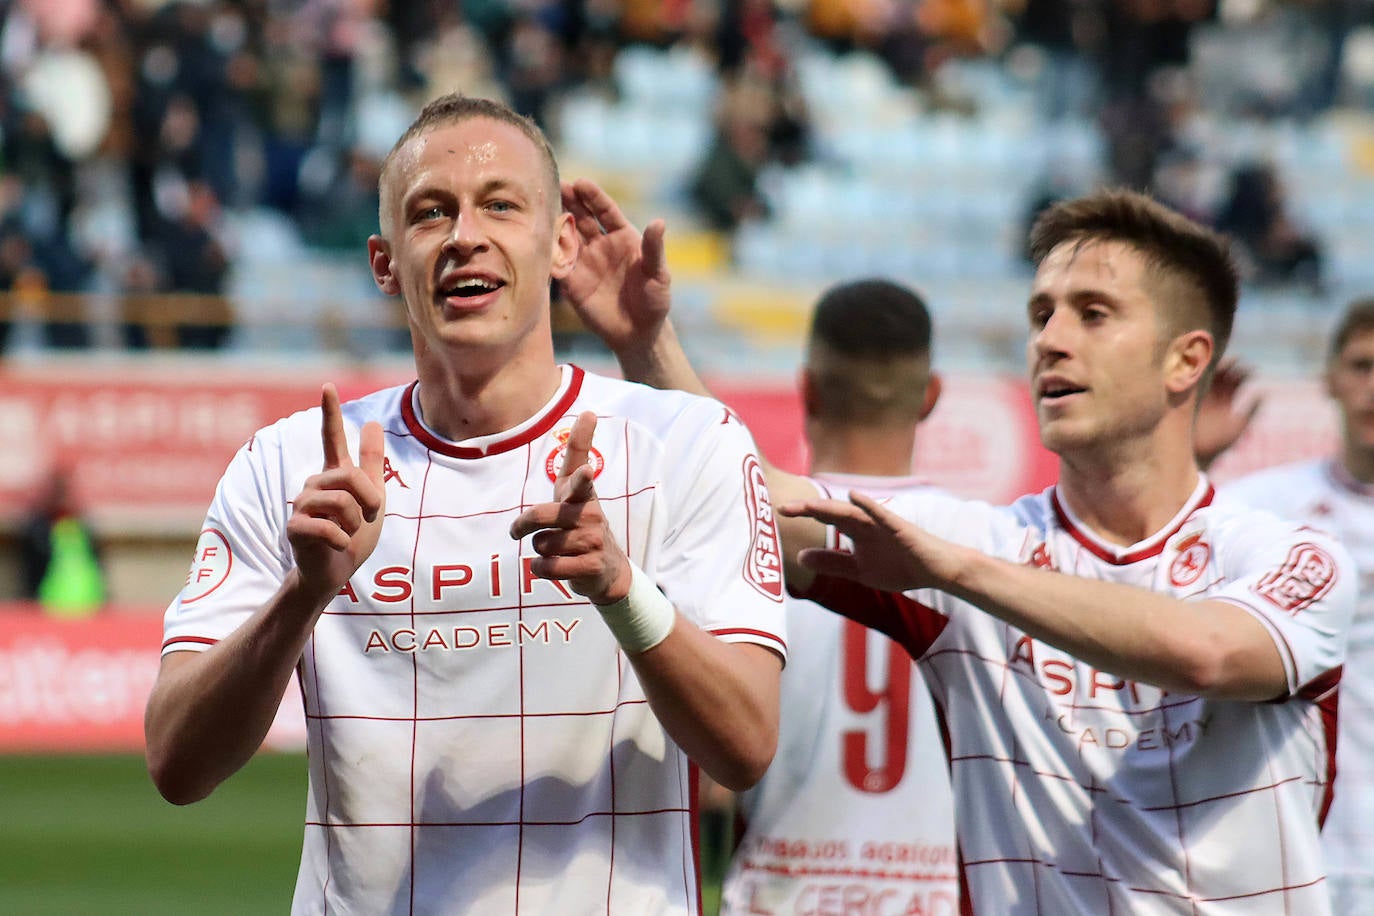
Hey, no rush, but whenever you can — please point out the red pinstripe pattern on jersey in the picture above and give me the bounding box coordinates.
[1161,694,1197,915]
[406,453,433,914]
[305,700,650,723]
[515,440,535,912]
[322,600,584,617]
[305,807,690,828]
[607,420,629,915]
[371,483,657,524]
[956,856,1326,904]
[688,761,702,916]
[309,620,333,913]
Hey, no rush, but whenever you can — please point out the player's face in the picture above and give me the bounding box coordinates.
[1327,328,1374,455]
[369,117,576,367]
[1027,240,1173,456]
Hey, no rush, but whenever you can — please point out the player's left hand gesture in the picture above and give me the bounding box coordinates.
[509,411,632,604]
[779,491,964,594]
[559,178,672,355]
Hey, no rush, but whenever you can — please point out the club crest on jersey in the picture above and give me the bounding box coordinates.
[1253,541,1337,613]
[545,428,605,483]
[1169,534,1210,587]
[742,455,784,601]
[183,528,233,603]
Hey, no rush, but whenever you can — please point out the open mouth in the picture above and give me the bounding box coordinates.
[1040,384,1086,401]
[442,277,504,300]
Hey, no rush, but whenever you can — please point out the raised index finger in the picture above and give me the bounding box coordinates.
[320,383,353,470]
[559,411,597,483]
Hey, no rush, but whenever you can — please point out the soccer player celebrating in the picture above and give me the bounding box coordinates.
[143,95,785,914]
[1223,299,1374,914]
[563,181,1355,914]
[719,280,959,916]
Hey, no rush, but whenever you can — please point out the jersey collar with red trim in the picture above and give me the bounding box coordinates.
[1326,458,1374,499]
[401,364,585,459]
[1051,476,1215,565]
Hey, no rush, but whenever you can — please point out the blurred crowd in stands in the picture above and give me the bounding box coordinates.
[0,0,1368,353]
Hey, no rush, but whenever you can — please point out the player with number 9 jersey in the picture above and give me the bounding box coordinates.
[722,475,958,916]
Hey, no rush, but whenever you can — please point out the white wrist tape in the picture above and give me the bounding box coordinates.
[594,562,676,654]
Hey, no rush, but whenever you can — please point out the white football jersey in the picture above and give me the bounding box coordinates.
[1224,458,1374,913]
[161,366,788,916]
[721,474,959,916]
[803,478,1354,915]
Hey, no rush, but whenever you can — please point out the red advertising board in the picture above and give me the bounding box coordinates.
[0,363,1339,528]
[0,605,305,752]
[0,609,161,751]
[0,362,411,531]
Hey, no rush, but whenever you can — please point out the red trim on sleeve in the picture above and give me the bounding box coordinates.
[1316,676,1340,828]
[797,574,949,659]
[161,635,218,651]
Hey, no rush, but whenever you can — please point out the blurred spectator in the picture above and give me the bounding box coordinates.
[1010,0,1104,121]
[298,149,382,251]
[119,255,165,349]
[20,466,106,619]
[157,180,235,349]
[1215,161,1324,293]
[504,13,567,130]
[690,79,775,232]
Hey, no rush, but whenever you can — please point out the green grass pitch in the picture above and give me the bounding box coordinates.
[0,752,726,914]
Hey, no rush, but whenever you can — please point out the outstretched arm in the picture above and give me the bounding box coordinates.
[510,411,782,789]
[784,491,1289,700]
[145,385,386,804]
[560,178,826,581]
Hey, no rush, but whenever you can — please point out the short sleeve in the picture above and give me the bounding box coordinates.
[1208,521,1355,696]
[161,430,293,655]
[799,486,1026,657]
[651,401,787,661]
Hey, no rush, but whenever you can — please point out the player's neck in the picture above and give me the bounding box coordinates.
[807,423,916,478]
[1340,441,1374,486]
[414,348,563,441]
[1055,434,1203,548]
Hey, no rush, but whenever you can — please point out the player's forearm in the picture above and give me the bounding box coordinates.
[612,319,711,398]
[629,620,781,791]
[144,571,329,804]
[944,547,1287,700]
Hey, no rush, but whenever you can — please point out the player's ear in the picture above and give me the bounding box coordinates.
[550,211,578,281]
[1165,330,1213,396]
[918,373,942,422]
[368,235,400,296]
